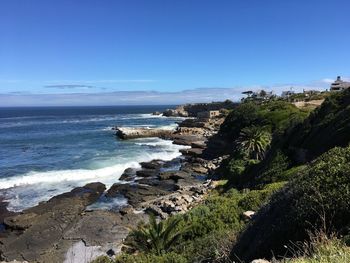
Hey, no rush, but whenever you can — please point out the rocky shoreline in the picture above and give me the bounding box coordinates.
[0,108,228,263]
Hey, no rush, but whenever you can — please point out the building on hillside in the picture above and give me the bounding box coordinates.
[241,89,274,101]
[281,90,295,98]
[197,110,220,119]
[303,89,321,97]
[251,90,274,100]
[330,76,350,91]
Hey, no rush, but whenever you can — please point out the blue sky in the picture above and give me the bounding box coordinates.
[0,0,349,106]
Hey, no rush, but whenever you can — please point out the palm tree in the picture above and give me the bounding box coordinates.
[125,214,184,255]
[236,126,272,160]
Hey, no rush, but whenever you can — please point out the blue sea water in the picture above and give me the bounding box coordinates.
[0,106,187,211]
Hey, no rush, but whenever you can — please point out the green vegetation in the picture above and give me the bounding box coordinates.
[287,88,350,161]
[93,182,283,263]
[286,236,350,263]
[124,214,184,255]
[235,126,272,160]
[95,90,350,263]
[231,145,350,261]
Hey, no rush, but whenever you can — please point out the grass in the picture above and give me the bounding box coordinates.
[285,235,350,263]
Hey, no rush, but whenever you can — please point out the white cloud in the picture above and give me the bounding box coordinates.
[0,77,343,107]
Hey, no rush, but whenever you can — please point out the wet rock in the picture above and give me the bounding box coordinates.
[119,168,137,181]
[140,160,164,170]
[136,168,159,178]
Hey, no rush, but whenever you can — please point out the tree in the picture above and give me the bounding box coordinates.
[236,126,272,160]
[125,214,184,255]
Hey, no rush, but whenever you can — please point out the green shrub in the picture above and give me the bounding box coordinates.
[124,214,185,255]
[231,145,350,262]
[174,230,235,263]
[287,89,350,161]
[238,182,286,211]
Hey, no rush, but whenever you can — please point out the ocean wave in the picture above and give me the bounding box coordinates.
[0,113,175,129]
[0,138,189,211]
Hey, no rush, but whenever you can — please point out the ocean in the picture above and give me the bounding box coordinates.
[0,106,187,212]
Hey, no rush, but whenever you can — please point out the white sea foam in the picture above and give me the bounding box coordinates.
[0,113,173,128]
[1,138,189,212]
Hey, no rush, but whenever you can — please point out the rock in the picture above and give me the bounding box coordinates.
[250,260,271,263]
[182,194,194,203]
[106,248,115,256]
[0,261,29,263]
[162,106,188,117]
[115,127,173,140]
[191,141,207,149]
[136,178,179,192]
[152,111,161,115]
[119,205,134,215]
[136,168,159,178]
[243,211,256,220]
[0,183,106,262]
[190,186,207,195]
[158,171,191,181]
[190,164,209,174]
[160,200,176,213]
[170,134,206,146]
[140,160,164,170]
[3,212,37,230]
[106,183,170,208]
[0,198,17,225]
[145,205,168,219]
[119,168,137,181]
[180,148,203,157]
[178,119,206,128]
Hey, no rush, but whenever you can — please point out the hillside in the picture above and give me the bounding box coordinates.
[93,90,350,263]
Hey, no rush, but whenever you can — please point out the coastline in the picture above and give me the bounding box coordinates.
[0,105,228,263]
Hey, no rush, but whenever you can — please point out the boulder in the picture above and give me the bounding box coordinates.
[243,211,256,220]
[250,260,270,263]
[119,167,137,181]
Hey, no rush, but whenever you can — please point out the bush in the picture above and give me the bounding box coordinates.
[231,145,350,262]
[116,181,283,262]
[287,89,350,161]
